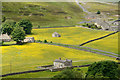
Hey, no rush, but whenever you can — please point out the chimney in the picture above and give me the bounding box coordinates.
[59,58,61,60]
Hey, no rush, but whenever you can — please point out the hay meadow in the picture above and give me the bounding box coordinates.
[1,43,116,75]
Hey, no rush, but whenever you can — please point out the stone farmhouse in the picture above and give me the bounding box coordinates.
[52,32,61,37]
[93,19,110,30]
[24,37,35,43]
[53,58,72,68]
[0,33,11,42]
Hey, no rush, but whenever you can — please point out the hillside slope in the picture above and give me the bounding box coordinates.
[2,2,85,27]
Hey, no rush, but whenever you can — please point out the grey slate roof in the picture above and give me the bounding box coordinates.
[25,37,34,39]
[54,59,72,63]
[53,32,59,34]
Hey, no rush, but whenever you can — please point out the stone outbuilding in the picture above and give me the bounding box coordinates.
[53,58,72,68]
[0,33,11,42]
[24,37,35,43]
[52,32,61,37]
[65,16,72,19]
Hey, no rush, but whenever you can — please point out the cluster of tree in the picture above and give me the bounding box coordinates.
[1,19,33,44]
[35,39,52,43]
[85,61,119,79]
[97,10,101,14]
[82,23,102,29]
[52,68,83,80]
[52,61,119,80]
[2,16,6,22]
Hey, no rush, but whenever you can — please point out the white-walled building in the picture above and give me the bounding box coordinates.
[53,58,72,68]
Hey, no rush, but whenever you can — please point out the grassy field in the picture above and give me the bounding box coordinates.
[85,32,119,54]
[2,2,85,27]
[1,43,116,75]
[27,27,113,45]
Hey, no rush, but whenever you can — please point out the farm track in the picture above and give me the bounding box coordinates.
[33,25,75,29]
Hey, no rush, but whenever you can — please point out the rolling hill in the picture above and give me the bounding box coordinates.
[2,2,85,27]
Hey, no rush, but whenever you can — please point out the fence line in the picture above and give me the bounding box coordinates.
[79,31,119,46]
[1,62,120,77]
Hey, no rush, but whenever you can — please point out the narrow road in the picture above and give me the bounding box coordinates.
[81,46,118,56]
[40,43,118,58]
[75,0,90,13]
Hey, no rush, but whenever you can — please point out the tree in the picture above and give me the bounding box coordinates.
[85,61,119,79]
[11,27,25,44]
[52,68,83,80]
[17,19,33,34]
[38,25,40,28]
[2,16,6,22]
[97,11,101,14]
[1,22,16,35]
[44,40,47,43]
[0,41,4,45]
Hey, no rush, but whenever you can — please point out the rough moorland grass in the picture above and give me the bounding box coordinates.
[1,43,115,75]
[2,2,85,27]
[85,32,118,54]
[27,27,113,45]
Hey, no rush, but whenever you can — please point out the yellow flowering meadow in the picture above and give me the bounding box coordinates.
[1,43,116,74]
[27,27,113,45]
[85,32,118,54]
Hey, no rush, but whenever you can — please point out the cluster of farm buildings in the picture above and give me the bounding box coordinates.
[0,32,61,43]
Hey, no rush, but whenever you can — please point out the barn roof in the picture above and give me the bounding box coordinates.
[25,37,34,39]
[54,59,72,63]
[53,32,59,34]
